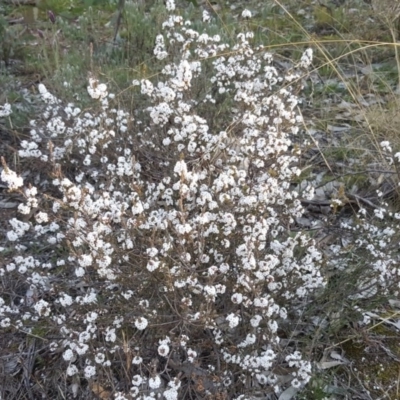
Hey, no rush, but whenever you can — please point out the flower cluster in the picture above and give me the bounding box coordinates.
[323,140,400,311]
[0,166,23,190]
[0,1,326,399]
[0,103,12,117]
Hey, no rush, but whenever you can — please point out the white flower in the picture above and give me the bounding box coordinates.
[1,168,23,190]
[374,208,385,219]
[147,259,161,272]
[380,140,392,152]
[85,312,98,322]
[116,392,131,400]
[63,349,75,361]
[131,374,143,386]
[75,267,85,277]
[87,77,108,99]
[226,313,240,328]
[204,285,216,298]
[231,293,243,304]
[135,317,148,330]
[187,348,197,362]
[132,356,143,365]
[165,0,175,11]
[141,79,154,95]
[7,218,30,240]
[300,48,313,68]
[38,84,47,94]
[130,387,139,397]
[158,343,170,357]
[154,34,168,60]
[0,318,11,328]
[7,231,19,242]
[149,375,162,389]
[242,9,252,18]
[79,254,93,267]
[79,331,90,343]
[18,204,31,214]
[0,103,12,117]
[105,327,116,342]
[35,212,49,223]
[34,299,51,317]
[38,84,58,103]
[146,247,158,257]
[122,290,134,300]
[163,388,179,400]
[59,293,73,307]
[291,378,301,388]
[66,364,78,376]
[238,333,257,348]
[174,160,187,177]
[95,353,105,364]
[74,343,89,355]
[84,365,96,379]
[49,342,58,352]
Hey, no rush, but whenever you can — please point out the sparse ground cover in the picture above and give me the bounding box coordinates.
[1,0,400,399]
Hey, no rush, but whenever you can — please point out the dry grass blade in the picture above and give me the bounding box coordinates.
[371,0,400,24]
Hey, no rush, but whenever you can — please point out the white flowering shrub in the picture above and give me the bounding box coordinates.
[322,141,400,315]
[0,2,326,399]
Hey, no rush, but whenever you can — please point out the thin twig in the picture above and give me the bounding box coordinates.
[113,0,126,44]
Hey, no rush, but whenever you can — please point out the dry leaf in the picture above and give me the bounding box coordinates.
[389,299,400,309]
[90,382,112,400]
[278,386,298,400]
[317,360,345,369]
[330,350,347,361]
[0,200,18,208]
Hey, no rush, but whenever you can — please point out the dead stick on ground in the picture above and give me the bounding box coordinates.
[113,0,125,44]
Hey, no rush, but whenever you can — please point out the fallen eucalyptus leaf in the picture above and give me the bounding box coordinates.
[278,386,298,400]
[317,360,345,369]
[0,200,18,208]
[330,350,347,361]
[389,299,400,309]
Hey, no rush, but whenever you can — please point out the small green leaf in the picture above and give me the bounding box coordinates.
[185,0,199,6]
